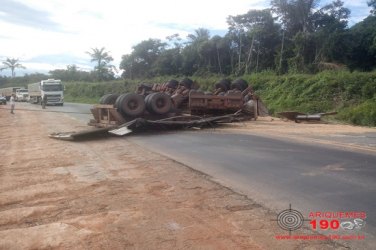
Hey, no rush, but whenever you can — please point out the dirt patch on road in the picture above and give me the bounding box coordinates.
[0,105,351,249]
[222,116,376,154]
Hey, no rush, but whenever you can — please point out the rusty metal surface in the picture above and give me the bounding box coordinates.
[89,104,125,127]
[50,113,246,140]
[189,91,244,113]
[107,113,244,137]
[88,78,266,129]
[49,127,111,140]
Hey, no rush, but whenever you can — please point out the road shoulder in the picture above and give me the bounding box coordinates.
[220,116,376,154]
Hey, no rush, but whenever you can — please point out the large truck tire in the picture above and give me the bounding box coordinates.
[179,78,193,89]
[215,78,231,91]
[146,92,172,115]
[144,93,153,105]
[116,93,145,117]
[99,94,111,104]
[100,94,119,105]
[231,78,248,91]
[166,79,179,89]
[114,94,125,109]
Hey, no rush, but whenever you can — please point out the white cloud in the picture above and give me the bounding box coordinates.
[0,0,372,76]
[344,1,372,24]
[321,0,372,24]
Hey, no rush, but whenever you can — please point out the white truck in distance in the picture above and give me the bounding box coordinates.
[28,79,64,106]
[15,88,29,102]
[0,87,21,101]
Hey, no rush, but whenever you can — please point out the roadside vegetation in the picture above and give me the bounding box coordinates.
[247,71,376,126]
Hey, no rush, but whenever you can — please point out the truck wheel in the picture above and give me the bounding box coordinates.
[99,94,111,104]
[114,94,126,110]
[117,93,145,117]
[144,93,152,106]
[179,78,193,89]
[215,78,231,91]
[146,92,172,115]
[143,93,156,113]
[231,78,248,91]
[166,79,179,89]
[102,94,119,105]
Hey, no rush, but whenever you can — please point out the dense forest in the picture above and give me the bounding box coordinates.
[117,0,376,78]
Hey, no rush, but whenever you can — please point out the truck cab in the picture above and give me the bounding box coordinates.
[40,79,64,105]
[15,88,29,102]
[28,79,64,106]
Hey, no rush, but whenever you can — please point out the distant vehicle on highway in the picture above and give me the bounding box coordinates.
[28,79,64,106]
[0,87,21,101]
[15,88,29,102]
[0,95,6,105]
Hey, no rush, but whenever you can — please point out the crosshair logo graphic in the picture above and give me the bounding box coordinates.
[275,204,307,232]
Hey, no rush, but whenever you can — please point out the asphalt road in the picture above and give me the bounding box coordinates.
[40,102,376,247]
[14,102,93,123]
[129,130,376,246]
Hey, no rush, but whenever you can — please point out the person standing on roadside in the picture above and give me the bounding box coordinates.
[42,95,47,109]
[10,94,15,114]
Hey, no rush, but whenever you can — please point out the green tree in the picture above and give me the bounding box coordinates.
[227,9,280,74]
[271,0,350,73]
[271,0,320,72]
[166,33,183,49]
[181,28,211,74]
[206,35,231,74]
[120,39,166,78]
[1,58,26,77]
[49,64,92,81]
[347,15,376,71]
[271,0,320,35]
[86,47,115,81]
[153,47,182,75]
[119,54,135,79]
[227,15,248,74]
[369,0,376,15]
[313,0,351,65]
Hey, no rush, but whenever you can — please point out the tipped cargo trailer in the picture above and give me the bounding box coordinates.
[52,79,269,140]
[28,79,64,106]
[89,78,267,128]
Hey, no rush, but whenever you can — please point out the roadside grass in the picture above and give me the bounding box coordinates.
[337,99,376,126]
[62,70,376,127]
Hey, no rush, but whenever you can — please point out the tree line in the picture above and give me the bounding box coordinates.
[0,47,115,85]
[119,0,376,78]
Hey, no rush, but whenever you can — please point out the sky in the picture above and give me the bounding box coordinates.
[0,0,373,77]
